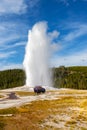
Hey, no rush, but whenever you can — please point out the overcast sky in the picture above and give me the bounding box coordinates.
[0,0,87,70]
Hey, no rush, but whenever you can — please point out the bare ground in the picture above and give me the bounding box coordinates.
[0,87,87,130]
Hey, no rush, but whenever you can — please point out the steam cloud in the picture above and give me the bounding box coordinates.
[23,21,59,87]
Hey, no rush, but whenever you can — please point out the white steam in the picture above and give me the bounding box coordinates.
[23,21,59,87]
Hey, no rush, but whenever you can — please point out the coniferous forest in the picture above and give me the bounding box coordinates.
[0,66,87,90]
[53,66,87,89]
[0,69,25,89]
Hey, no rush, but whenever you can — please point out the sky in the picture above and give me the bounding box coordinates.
[0,0,87,70]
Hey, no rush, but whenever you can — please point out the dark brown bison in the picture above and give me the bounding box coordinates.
[34,86,46,94]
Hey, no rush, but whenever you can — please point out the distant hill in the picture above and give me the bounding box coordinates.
[0,66,87,90]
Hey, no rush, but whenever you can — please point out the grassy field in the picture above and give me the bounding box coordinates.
[0,89,87,130]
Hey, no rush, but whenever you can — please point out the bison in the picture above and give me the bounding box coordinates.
[34,86,46,94]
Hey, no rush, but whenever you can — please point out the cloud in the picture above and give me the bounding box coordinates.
[27,0,40,8]
[0,34,20,46]
[58,0,69,6]
[61,23,87,42]
[0,0,40,15]
[51,49,87,67]
[0,20,28,70]
[51,43,62,52]
[0,51,16,59]
[58,0,87,6]
[0,0,27,15]
[0,62,23,70]
[51,21,87,67]
[0,21,27,51]
[0,41,26,51]
[0,33,21,52]
[48,31,60,40]
[9,41,26,48]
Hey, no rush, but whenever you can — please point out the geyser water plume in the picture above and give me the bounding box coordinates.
[23,21,59,87]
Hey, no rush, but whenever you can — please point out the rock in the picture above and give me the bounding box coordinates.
[8,92,19,99]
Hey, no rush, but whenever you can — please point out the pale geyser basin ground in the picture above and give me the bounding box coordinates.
[0,86,58,109]
[0,86,87,129]
[0,86,87,109]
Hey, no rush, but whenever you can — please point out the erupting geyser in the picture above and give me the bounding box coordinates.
[23,21,59,88]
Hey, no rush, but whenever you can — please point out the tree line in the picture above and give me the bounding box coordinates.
[0,69,25,89]
[53,66,87,89]
[0,66,87,90]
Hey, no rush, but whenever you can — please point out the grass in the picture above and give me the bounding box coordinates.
[0,120,6,130]
[80,99,87,109]
[0,107,18,114]
[15,91,34,96]
[58,89,87,94]
[0,89,87,129]
[0,95,3,98]
[65,119,77,125]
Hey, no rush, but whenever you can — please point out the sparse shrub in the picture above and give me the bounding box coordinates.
[0,121,6,130]
[0,107,18,114]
